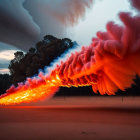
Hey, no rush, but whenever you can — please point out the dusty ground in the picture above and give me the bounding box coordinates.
[0,96,140,140]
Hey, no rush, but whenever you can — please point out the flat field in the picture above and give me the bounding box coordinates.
[0,96,140,140]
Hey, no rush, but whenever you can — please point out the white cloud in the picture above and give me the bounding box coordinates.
[0,68,9,74]
[0,50,16,60]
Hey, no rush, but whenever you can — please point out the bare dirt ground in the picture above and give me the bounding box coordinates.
[0,96,140,140]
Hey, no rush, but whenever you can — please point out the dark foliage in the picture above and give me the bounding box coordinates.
[0,74,12,95]
[9,35,75,86]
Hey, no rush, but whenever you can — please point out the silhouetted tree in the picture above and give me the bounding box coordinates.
[9,35,76,85]
[0,74,12,95]
[28,48,36,54]
[8,51,25,84]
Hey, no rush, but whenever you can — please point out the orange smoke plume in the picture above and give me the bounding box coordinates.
[130,0,140,11]
[0,12,140,105]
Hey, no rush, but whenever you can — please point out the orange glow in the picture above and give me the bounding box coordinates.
[0,77,59,105]
[0,12,140,105]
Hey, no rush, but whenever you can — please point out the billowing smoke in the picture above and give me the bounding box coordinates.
[0,0,93,51]
[130,0,140,11]
[0,11,140,105]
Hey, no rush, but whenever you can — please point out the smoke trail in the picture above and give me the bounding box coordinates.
[0,11,140,105]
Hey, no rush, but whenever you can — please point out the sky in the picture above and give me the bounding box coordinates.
[0,0,138,74]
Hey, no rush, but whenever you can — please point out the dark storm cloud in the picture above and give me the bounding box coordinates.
[0,42,19,51]
[0,0,93,51]
[0,0,40,51]
[24,0,93,27]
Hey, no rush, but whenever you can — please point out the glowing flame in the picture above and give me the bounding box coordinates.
[0,12,140,105]
[0,77,59,105]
